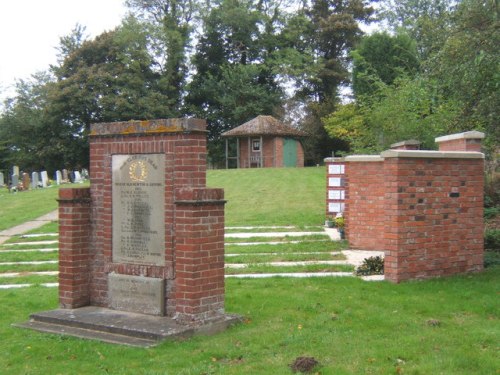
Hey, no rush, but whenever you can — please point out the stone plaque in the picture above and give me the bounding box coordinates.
[328,177,342,187]
[108,273,165,315]
[328,190,345,200]
[328,202,345,213]
[328,164,345,175]
[112,154,165,265]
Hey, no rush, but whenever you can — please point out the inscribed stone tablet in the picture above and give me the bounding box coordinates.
[328,190,345,200]
[112,154,165,265]
[108,273,165,315]
[328,164,345,175]
[328,202,345,213]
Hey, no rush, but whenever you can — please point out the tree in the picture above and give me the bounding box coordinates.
[351,32,419,98]
[185,0,284,135]
[126,0,196,110]
[429,0,500,154]
[378,0,455,60]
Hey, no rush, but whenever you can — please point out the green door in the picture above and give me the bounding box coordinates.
[283,138,297,167]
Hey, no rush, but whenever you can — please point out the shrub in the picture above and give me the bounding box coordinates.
[484,251,500,268]
[485,229,500,252]
[355,256,384,276]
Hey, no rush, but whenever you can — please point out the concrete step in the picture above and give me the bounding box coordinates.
[15,306,241,348]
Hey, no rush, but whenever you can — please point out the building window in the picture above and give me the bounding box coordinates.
[252,139,261,152]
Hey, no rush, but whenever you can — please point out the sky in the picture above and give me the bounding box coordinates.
[0,0,128,102]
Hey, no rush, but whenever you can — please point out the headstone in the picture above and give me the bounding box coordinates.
[0,172,4,186]
[55,170,62,185]
[22,173,30,190]
[31,172,39,189]
[41,171,49,188]
[11,173,19,188]
[74,171,82,183]
[62,169,69,183]
[12,166,19,177]
[81,168,89,180]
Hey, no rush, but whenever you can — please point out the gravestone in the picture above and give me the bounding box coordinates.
[11,173,19,188]
[31,172,39,189]
[74,171,82,183]
[40,171,49,187]
[0,172,4,186]
[62,169,69,183]
[22,173,30,190]
[12,165,19,176]
[55,170,62,185]
[81,168,89,180]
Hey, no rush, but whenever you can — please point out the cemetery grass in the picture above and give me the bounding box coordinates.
[0,269,498,374]
[0,186,61,231]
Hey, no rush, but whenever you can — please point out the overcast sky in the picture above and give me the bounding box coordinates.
[0,0,127,102]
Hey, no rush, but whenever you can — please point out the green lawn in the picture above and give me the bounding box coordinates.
[0,168,498,374]
[0,270,498,374]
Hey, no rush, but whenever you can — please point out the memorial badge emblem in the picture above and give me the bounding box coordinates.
[129,161,148,182]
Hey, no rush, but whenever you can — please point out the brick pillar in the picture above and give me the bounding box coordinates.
[58,187,91,308]
[174,188,226,323]
[435,131,485,152]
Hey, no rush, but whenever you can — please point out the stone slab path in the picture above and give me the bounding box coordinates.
[0,210,58,245]
[0,214,386,289]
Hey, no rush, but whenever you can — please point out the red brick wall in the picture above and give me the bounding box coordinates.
[382,153,484,282]
[175,188,226,323]
[237,136,304,168]
[58,187,91,308]
[344,157,385,250]
[329,131,485,283]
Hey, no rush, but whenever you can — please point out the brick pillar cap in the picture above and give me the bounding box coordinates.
[381,150,484,159]
[435,131,485,143]
[344,155,384,162]
[324,157,346,163]
[390,139,421,149]
[90,118,207,136]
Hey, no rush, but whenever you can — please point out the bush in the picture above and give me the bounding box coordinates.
[484,251,500,268]
[484,206,500,220]
[485,229,500,252]
[355,256,384,276]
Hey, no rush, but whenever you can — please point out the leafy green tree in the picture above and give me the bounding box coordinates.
[186,0,284,134]
[352,32,419,98]
[428,0,500,154]
[378,0,455,59]
[126,0,196,110]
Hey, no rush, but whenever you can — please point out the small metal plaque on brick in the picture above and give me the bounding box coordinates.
[108,273,165,316]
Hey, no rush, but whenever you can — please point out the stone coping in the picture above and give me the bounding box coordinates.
[390,139,421,148]
[324,157,345,163]
[344,155,384,162]
[381,150,484,159]
[435,131,485,143]
[90,118,207,136]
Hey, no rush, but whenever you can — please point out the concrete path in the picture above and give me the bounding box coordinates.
[0,210,58,245]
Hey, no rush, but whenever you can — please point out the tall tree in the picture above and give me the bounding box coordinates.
[351,32,419,98]
[126,0,196,110]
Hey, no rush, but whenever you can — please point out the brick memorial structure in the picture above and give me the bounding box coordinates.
[326,131,485,283]
[19,119,239,346]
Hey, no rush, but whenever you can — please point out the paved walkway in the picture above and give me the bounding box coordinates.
[0,210,58,245]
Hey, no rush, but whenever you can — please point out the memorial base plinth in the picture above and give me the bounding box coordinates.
[15,306,242,348]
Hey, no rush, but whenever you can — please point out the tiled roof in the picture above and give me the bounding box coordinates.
[221,116,307,137]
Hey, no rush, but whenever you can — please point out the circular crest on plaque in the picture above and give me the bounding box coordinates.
[129,161,148,182]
